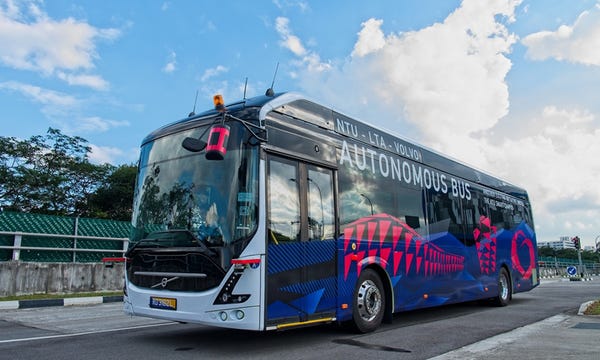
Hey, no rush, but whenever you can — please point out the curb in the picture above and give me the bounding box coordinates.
[577,300,597,316]
[0,295,123,310]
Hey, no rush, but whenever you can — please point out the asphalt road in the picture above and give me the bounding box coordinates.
[0,278,598,360]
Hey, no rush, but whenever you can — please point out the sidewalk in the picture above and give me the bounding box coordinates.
[431,303,600,360]
[0,295,123,310]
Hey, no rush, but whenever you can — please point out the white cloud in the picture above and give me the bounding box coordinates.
[89,144,126,165]
[56,71,109,90]
[162,51,177,73]
[0,80,129,135]
[522,5,600,66]
[286,0,519,158]
[200,65,228,82]
[272,1,309,13]
[352,18,386,57]
[61,116,130,134]
[0,80,77,107]
[491,106,600,241]
[275,17,306,56]
[0,1,119,88]
[276,0,600,243]
[275,16,330,74]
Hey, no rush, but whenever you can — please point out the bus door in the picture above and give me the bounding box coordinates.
[265,154,337,327]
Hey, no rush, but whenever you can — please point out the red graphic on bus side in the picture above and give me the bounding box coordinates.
[473,216,497,275]
[342,214,464,280]
[511,230,535,279]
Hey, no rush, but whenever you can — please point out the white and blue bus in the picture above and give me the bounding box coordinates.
[123,91,539,332]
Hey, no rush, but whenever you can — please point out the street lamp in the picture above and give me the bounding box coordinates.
[595,235,600,265]
[360,193,374,215]
[308,178,324,239]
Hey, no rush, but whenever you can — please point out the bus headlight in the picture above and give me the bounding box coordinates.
[219,311,228,321]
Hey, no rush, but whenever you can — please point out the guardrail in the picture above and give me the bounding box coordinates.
[0,231,128,262]
[539,263,600,278]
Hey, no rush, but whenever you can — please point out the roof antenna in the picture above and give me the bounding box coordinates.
[188,90,198,117]
[243,77,248,99]
[265,62,279,97]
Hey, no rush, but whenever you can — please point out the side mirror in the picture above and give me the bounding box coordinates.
[182,137,207,152]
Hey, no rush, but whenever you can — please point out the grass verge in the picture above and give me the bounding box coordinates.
[584,300,600,315]
[0,291,122,302]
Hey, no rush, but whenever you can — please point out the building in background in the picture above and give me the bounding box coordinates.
[538,236,577,250]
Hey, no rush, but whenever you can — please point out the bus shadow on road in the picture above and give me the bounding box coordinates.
[135,321,345,355]
[132,296,538,356]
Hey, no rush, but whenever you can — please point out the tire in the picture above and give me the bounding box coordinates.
[493,268,511,307]
[352,269,385,333]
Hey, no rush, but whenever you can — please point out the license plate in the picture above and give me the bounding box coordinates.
[149,296,177,310]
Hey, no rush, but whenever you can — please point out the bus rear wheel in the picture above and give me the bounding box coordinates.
[493,268,511,306]
[352,269,385,333]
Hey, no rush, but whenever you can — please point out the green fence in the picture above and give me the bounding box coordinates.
[0,211,130,262]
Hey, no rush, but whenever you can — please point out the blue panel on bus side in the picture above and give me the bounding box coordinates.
[267,241,334,274]
[281,277,337,313]
[266,240,337,322]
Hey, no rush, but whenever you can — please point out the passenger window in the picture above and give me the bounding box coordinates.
[307,165,335,240]
[267,158,300,243]
[427,190,464,241]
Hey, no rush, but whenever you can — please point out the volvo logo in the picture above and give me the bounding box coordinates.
[151,276,180,289]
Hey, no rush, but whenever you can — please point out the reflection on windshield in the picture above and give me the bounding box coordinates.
[130,122,259,258]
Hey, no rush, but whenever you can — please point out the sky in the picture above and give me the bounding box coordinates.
[1,0,600,248]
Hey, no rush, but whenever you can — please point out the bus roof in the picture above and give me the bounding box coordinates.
[142,91,529,201]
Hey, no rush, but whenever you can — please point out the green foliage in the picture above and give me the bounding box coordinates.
[88,164,137,221]
[0,128,136,221]
[537,245,600,262]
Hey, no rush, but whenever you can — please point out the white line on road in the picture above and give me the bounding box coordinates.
[0,322,177,344]
[428,314,570,360]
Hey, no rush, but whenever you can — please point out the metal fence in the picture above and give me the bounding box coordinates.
[0,231,128,262]
[0,211,130,262]
[538,256,600,277]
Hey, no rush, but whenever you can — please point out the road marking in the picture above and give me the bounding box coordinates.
[0,322,176,344]
[429,314,569,360]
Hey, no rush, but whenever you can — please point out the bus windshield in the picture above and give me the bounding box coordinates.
[129,121,259,263]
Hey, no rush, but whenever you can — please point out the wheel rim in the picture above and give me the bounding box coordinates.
[357,279,382,322]
[499,273,509,301]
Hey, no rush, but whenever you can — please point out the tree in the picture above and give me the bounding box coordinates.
[537,246,556,258]
[0,128,113,216]
[88,164,137,221]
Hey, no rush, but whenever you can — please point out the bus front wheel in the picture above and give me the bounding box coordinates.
[493,268,511,306]
[352,269,385,333]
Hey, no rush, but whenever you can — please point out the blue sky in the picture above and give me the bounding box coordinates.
[1,0,600,248]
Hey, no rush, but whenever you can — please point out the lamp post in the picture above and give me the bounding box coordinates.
[595,235,600,267]
[360,193,374,215]
[308,178,324,239]
[572,236,584,278]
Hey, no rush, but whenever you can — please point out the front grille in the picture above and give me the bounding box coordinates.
[127,251,225,291]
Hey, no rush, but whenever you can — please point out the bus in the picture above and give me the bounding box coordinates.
[123,91,539,332]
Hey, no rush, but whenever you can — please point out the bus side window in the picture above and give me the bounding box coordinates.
[267,157,301,243]
[427,190,464,242]
[395,187,426,231]
[462,186,485,246]
[307,166,335,241]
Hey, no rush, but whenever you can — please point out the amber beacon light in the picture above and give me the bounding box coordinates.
[213,94,226,112]
[205,94,230,160]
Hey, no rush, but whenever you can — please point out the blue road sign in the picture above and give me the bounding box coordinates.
[567,266,577,276]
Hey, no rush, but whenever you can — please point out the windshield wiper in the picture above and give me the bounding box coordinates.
[125,239,168,257]
[126,229,215,257]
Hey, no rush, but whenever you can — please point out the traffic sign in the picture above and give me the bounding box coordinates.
[566,266,577,276]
